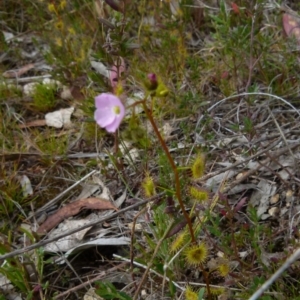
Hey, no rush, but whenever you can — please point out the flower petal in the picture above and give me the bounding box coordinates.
[105,117,121,132]
[105,108,125,132]
[95,93,113,109]
[94,93,125,132]
[94,107,115,128]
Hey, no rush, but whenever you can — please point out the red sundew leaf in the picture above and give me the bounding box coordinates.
[166,218,188,238]
[282,13,300,45]
[37,197,118,234]
[231,2,240,15]
[233,197,247,213]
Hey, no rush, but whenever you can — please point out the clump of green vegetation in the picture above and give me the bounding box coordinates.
[32,83,57,111]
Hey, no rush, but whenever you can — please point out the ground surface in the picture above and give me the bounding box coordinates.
[2,1,300,299]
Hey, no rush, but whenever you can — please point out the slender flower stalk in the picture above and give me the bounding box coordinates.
[142,101,196,243]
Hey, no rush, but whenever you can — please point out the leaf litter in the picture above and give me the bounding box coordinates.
[37,197,118,234]
[3,2,300,299]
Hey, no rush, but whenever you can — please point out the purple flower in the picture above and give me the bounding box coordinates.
[94,93,125,133]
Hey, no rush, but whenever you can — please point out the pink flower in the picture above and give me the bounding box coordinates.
[94,93,125,133]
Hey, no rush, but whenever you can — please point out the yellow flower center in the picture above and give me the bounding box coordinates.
[113,105,121,115]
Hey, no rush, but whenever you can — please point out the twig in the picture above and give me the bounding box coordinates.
[0,152,107,161]
[5,74,52,83]
[248,248,300,300]
[266,106,296,159]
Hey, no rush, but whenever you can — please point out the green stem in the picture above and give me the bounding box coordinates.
[142,101,195,243]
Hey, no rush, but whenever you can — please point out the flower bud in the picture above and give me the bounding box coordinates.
[145,73,158,91]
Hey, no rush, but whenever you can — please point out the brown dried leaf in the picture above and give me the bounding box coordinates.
[37,197,118,234]
[70,86,84,100]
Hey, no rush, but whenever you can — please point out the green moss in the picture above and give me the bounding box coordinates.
[32,83,57,111]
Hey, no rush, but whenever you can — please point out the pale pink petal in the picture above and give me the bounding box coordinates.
[105,120,120,132]
[94,93,125,132]
[94,107,116,127]
[104,108,125,132]
[95,93,113,109]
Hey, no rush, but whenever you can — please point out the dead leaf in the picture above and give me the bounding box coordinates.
[205,170,237,192]
[43,217,98,252]
[84,288,104,300]
[70,86,84,100]
[90,60,109,78]
[268,207,279,217]
[270,194,280,204]
[248,180,276,219]
[45,107,74,128]
[37,197,118,234]
[18,175,33,197]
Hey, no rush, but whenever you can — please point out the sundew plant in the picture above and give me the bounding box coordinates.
[1,1,300,300]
